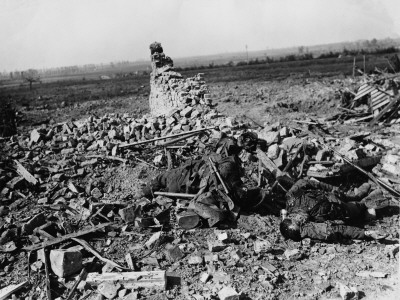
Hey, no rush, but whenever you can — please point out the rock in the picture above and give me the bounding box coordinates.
[118,205,137,223]
[145,231,162,249]
[254,240,271,253]
[267,144,280,160]
[118,289,128,298]
[165,244,184,262]
[279,126,289,138]
[230,249,242,261]
[259,131,280,145]
[215,230,230,243]
[381,163,400,176]
[204,253,219,262]
[50,249,82,278]
[200,272,211,283]
[123,291,138,300]
[98,282,121,299]
[208,240,227,252]
[284,249,302,261]
[30,129,43,143]
[188,254,203,265]
[338,283,359,300]
[218,286,239,300]
[22,212,46,235]
[91,187,103,199]
[180,106,193,117]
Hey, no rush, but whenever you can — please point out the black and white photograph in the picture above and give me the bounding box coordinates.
[0,0,399,299]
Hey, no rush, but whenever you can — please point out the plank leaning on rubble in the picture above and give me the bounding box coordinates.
[0,281,29,300]
[85,271,166,290]
[71,238,127,270]
[119,126,216,148]
[23,222,112,251]
[13,159,38,186]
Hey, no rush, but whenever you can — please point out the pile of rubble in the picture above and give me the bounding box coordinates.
[337,73,400,125]
[0,43,399,300]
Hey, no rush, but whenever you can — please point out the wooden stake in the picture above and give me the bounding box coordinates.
[153,191,196,198]
[23,222,112,251]
[43,248,52,300]
[120,126,215,149]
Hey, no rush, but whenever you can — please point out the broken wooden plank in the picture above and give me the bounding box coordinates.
[86,271,166,290]
[158,131,199,146]
[43,248,53,300]
[256,148,283,177]
[0,281,29,300]
[354,86,375,101]
[153,191,196,198]
[66,268,88,300]
[344,114,373,124]
[85,155,127,163]
[369,96,400,126]
[13,160,38,186]
[71,238,127,270]
[120,126,216,148]
[372,98,390,111]
[23,222,112,251]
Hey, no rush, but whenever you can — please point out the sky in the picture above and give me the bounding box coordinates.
[0,0,399,71]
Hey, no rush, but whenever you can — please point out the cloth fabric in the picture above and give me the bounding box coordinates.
[286,178,367,222]
[142,154,274,212]
[301,222,365,241]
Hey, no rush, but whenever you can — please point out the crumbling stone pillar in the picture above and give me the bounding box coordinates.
[148,42,213,117]
[149,42,181,116]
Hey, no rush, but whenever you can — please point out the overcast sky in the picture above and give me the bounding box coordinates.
[0,0,399,71]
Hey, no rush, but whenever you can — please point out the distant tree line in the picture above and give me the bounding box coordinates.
[174,45,398,72]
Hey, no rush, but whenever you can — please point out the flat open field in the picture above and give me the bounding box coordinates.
[0,53,392,128]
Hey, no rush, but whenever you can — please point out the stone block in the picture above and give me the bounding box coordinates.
[267,144,280,160]
[22,212,46,235]
[218,286,239,300]
[254,240,271,254]
[258,131,280,145]
[165,244,184,262]
[98,281,121,299]
[50,249,82,278]
[118,206,137,223]
[208,240,227,252]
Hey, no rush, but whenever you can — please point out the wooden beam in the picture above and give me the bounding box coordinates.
[153,191,196,198]
[120,126,215,149]
[369,97,399,126]
[43,248,53,300]
[13,160,38,186]
[0,281,29,300]
[23,223,112,251]
[256,149,282,177]
[71,238,127,270]
[86,271,166,290]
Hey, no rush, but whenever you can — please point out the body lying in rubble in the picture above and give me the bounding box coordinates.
[279,178,389,242]
[140,134,280,225]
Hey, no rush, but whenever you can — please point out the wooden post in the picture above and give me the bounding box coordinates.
[353,57,356,78]
[363,55,366,75]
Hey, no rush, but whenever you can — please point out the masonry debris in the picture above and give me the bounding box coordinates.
[0,43,398,300]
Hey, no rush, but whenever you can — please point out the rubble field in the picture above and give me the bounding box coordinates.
[0,45,399,300]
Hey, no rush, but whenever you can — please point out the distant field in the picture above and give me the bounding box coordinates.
[0,52,396,115]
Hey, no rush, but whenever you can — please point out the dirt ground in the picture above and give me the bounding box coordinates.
[1,71,399,300]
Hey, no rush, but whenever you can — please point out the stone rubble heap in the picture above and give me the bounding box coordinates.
[0,44,399,300]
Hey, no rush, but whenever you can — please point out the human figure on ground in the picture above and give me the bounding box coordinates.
[279,178,388,242]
